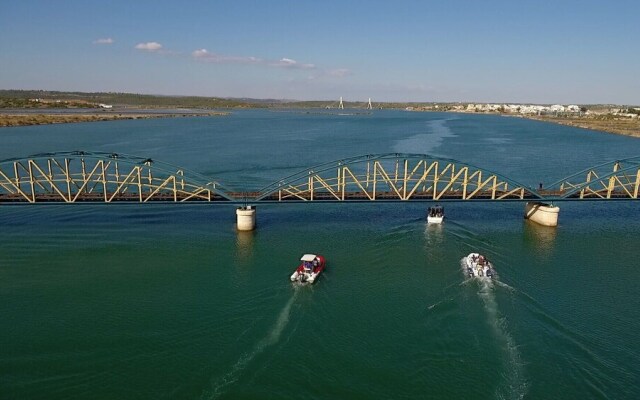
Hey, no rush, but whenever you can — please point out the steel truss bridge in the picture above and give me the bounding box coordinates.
[0,151,639,204]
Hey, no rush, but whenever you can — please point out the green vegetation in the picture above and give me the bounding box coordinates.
[0,114,125,126]
[2,91,638,111]
[0,90,268,109]
[0,97,95,109]
[624,107,640,115]
[0,112,228,127]
[0,90,468,110]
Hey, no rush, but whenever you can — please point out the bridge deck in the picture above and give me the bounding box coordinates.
[0,190,634,203]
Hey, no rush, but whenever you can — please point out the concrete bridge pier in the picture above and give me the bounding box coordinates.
[236,206,257,231]
[524,202,559,227]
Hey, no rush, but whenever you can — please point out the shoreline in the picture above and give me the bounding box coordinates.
[412,109,640,138]
[520,115,640,138]
[0,110,230,127]
[2,107,638,138]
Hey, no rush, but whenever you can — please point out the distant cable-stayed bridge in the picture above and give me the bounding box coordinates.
[326,97,374,110]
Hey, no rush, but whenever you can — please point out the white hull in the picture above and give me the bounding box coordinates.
[290,270,319,284]
[464,253,495,279]
[427,215,444,224]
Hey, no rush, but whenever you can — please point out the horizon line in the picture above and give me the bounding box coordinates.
[0,88,637,107]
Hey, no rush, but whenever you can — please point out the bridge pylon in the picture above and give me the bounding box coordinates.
[236,205,256,231]
[524,202,560,227]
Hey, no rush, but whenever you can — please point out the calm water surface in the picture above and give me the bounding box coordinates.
[1,110,639,399]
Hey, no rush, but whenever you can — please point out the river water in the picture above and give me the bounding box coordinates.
[0,110,639,399]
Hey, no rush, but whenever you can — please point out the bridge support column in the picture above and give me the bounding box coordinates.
[236,206,256,231]
[524,202,559,227]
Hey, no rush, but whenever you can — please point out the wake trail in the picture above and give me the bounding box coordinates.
[426,280,465,311]
[477,279,528,400]
[202,289,299,400]
[392,118,457,155]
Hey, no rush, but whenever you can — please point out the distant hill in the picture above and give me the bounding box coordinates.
[0,89,442,110]
[5,90,630,110]
[0,90,269,109]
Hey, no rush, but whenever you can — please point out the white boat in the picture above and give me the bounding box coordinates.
[464,253,496,279]
[290,254,326,284]
[427,205,444,224]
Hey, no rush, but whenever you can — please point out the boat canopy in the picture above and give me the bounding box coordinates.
[300,254,317,261]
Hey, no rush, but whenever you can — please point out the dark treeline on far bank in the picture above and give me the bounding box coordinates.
[0,89,418,109]
[0,90,264,109]
[1,89,637,111]
[0,89,561,111]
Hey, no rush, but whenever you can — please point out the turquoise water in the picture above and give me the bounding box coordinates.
[1,111,639,399]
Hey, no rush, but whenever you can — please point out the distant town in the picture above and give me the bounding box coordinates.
[404,102,640,137]
[406,102,640,119]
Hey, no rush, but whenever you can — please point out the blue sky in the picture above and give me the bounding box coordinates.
[1,0,639,104]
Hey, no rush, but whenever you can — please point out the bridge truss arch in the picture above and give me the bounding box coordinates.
[546,156,640,200]
[2,151,638,204]
[0,151,234,203]
[255,153,545,202]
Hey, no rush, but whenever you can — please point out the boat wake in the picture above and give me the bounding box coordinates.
[203,288,299,399]
[426,280,464,311]
[476,277,528,400]
[392,118,458,155]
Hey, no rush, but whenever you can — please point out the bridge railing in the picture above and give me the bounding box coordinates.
[0,151,235,203]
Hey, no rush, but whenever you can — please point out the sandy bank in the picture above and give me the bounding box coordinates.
[522,115,640,138]
[0,111,229,127]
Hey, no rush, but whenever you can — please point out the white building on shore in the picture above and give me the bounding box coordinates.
[465,103,582,115]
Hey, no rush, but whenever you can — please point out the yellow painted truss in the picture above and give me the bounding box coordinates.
[0,152,230,203]
[1,152,638,203]
[259,157,539,202]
